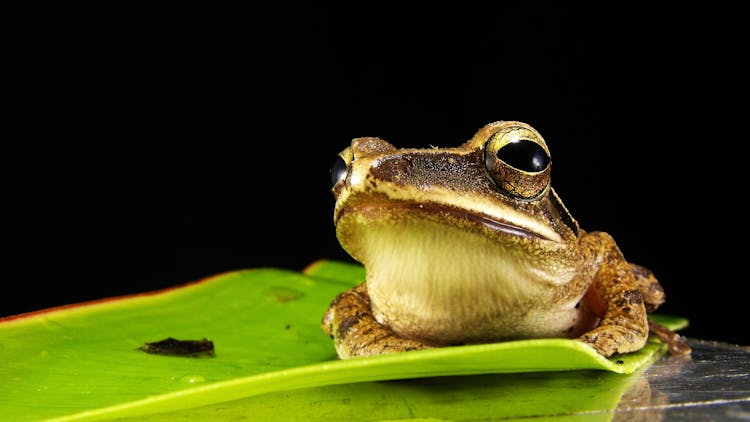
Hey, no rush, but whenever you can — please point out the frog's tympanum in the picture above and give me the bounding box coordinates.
[322,121,689,359]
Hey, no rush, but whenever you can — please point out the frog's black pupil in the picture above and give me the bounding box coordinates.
[497,140,550,172]
[330,156,348,187]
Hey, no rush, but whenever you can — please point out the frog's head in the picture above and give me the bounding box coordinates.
[330,121,579,254]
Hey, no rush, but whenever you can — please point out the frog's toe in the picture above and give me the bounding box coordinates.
[648,320,691,356]
[578,324,648,357]
[320,305,335,338]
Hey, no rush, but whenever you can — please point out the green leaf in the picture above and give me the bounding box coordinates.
[0,260,688,421]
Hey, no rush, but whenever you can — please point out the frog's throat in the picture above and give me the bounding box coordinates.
[336,200,555,242]
[337,207,584,345]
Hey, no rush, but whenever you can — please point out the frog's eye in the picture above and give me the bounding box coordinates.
[330,156,348,188]
[484,129,551,199]
[330,147,353,189]
[496,140,550,173]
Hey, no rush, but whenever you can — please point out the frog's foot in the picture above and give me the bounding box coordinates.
[630,264,665,312]
[579,319,691,357]
[648,319,691,356]
[321,283,429,359]
[578,322,649,357]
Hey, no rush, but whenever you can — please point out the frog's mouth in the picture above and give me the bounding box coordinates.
[335,200,554,242]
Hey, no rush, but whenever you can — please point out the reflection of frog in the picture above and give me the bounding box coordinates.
[322,121,689,359]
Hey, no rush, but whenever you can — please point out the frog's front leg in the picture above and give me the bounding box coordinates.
[321,283,429,359]
[578,232,650,357]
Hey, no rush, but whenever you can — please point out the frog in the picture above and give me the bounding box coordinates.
[322,121,689,359]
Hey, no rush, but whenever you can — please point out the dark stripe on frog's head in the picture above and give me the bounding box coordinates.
[548,188,580,237]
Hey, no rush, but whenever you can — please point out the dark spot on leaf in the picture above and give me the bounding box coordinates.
[139,337,215,358]
[616,360,624,365]
[264,286,304,303]
[285,324,291,330]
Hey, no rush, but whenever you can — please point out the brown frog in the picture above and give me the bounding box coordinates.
[322,121,689,359]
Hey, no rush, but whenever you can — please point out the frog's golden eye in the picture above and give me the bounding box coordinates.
[484,130,551,200]
[330,147,353,189]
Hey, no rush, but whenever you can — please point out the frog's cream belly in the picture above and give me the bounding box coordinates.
[358,217,594,345]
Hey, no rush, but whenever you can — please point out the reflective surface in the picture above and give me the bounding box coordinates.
[614,339,750,420]
[123,339,749,421]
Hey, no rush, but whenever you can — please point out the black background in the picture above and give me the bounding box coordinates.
[10,6,747,346]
